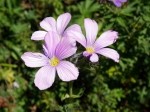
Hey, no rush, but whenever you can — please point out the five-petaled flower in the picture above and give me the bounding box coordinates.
[31,12,81,41]
[21,31,79,90]
[69,18,119,63]
[111,0,127,7]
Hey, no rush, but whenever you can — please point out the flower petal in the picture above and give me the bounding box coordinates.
[31,31,47,40]
[94,30,118,50]
[84,18,98,46]
[55,37,77,60]
[63,24,82,46]
[57,13,71,35]
[40,17,56,32]
[119,0,127,2]
[63,24,82,37]
[43,45,49,57]
[83,51,90,57]
[96,48,119,62]
[34,66,56,90]
[69,31,86,47]
[90,53,99,62]
[113,0,122,7]
[44,31,60,58]
[21,52,49,67]
[56,61,79,81]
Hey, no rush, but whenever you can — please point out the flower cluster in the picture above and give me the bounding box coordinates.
[21,13,119,90]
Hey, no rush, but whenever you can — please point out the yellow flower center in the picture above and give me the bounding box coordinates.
[49,57,60,66]
[86,47,95,54]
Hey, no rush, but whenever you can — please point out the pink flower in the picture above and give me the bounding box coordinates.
[69,18,119,63]
[111,0,127,7]
[21,31,79,90]
[31,13,81,41]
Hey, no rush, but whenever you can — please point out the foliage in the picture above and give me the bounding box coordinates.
[0,0,150,112]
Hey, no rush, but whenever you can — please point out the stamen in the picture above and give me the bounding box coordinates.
[86,47,95,54]
[49,57,60,66]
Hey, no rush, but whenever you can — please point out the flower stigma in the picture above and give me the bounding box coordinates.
[86,47,95,54]
[49,57,60,66]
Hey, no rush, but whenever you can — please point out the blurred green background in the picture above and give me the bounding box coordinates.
[0,0,150,112]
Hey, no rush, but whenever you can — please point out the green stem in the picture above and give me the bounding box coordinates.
[69,81,73,97]
[0,63,17,68]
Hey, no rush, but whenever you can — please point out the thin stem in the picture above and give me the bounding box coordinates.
[0,63,17,68]
[69,81,73,97]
